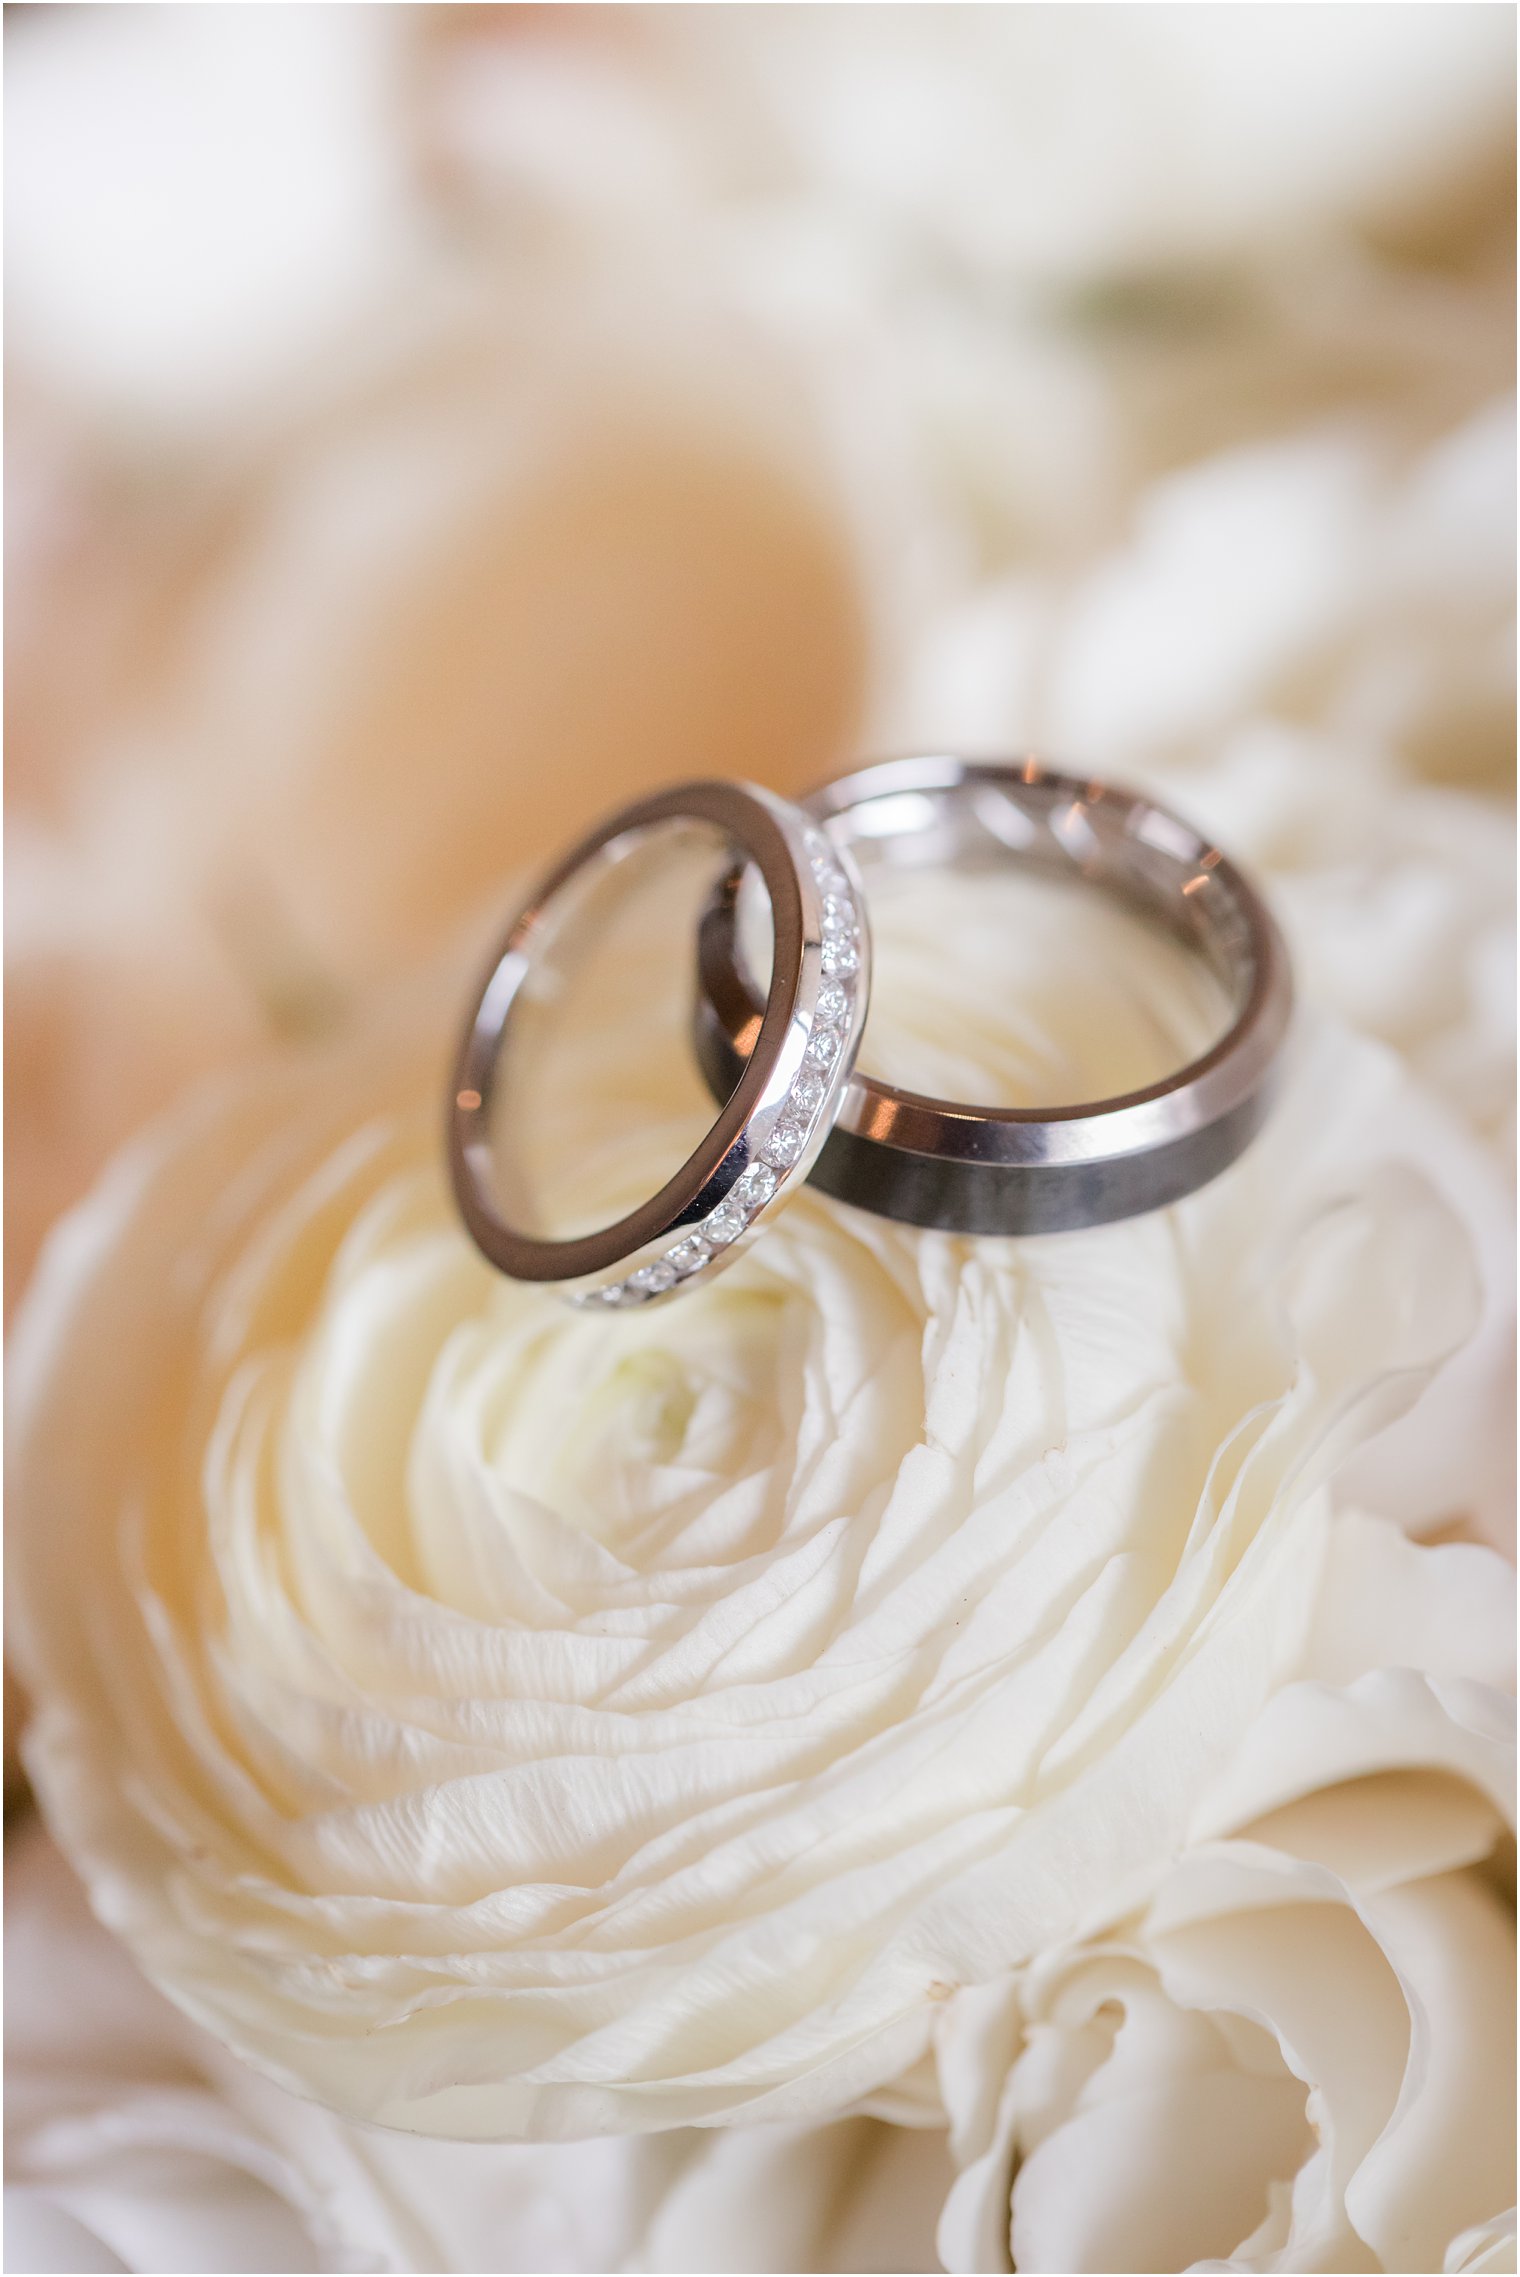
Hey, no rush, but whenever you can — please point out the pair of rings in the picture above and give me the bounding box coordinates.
[450,756,1293,1309]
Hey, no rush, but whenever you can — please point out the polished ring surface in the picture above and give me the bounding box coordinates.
[694,755,1293,1236]
[450,779,872,1306]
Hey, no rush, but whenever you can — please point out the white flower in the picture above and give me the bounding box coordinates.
[934,1513,1516,2274]
[4,1824,950,2275]
[8,1524,1510,2274]
[1149,726,1515,1553]
[7,844,1483,2137]
[903,405,1515,801]
[896,410,1517,1549]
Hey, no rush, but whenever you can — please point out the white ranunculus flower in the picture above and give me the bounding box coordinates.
[1167,725,1513,1164]
[4,1824,950,2276]
[7,852,1483,2140]
[1044,407,1515,795]
[934,1513,1516,2275]
[9,1519,1508,2276]
[903,403,1515,799]
[896,408,1516,1551]
[1144,723,1515,1554]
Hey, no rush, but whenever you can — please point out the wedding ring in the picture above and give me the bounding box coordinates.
[694,755,1293,1236]
[450,780,871,1306]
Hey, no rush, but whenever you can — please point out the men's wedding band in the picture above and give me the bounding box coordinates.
[693,755,1293,1236]
[449,779,871,1307]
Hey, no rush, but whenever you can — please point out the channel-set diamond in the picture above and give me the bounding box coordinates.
[765,1119,808,1170]
[705,1196,750,1245]
[628,1259,677,1295]
[732,1161,779,1208]
[574,839,860,1309]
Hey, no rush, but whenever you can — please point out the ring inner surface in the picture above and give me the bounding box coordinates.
[489,820,775,1242]
[742,780,1240,1113]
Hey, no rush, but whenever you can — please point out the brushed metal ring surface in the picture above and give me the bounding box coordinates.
[450,779,871,1307]
[694,756,1293,1236]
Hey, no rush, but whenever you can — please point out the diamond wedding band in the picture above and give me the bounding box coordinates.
[693,755,1294,1237]
[449,779,870,1308]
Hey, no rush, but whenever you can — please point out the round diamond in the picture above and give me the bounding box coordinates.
[806,1024,841,1068]
[814,863,850,898]
[765,1118,808,1170]
[821,935,859,977]
[817,981,849,1023]
[629,1260,677,1295]
[667,1236,710,1276]
[790,1068,826,1114]
[820,897,854,934]
[733,1162,779,1209]
[804,828,834,866]
[705,1197,749,1245]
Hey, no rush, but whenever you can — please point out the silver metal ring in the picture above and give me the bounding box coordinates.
[694,755,1293,1236]
[450,779,871,1306]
